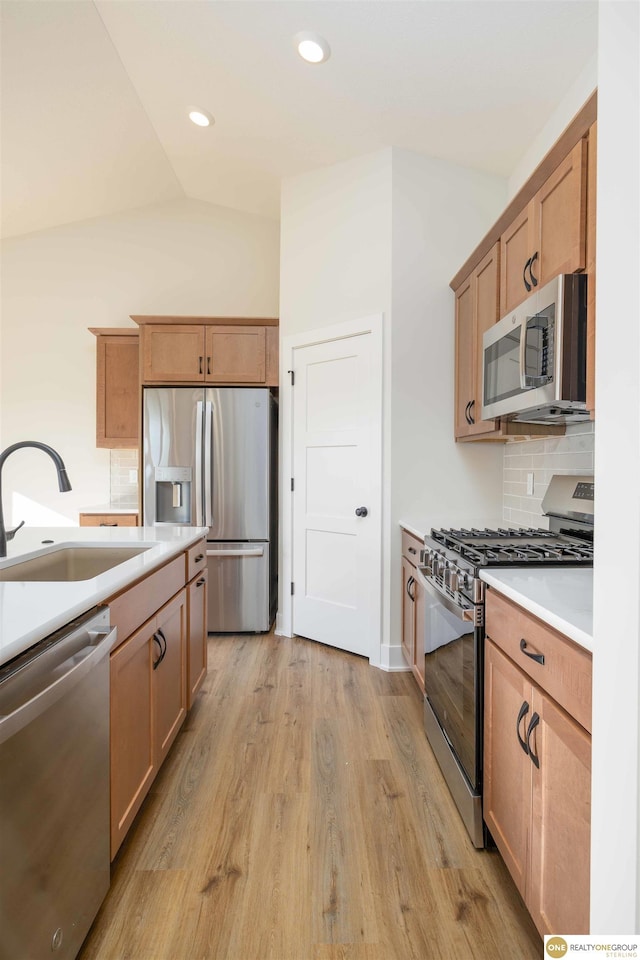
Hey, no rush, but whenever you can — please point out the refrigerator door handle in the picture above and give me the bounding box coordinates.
[204,401,214,527]
[195,401,204,526]
[206,547,265,558]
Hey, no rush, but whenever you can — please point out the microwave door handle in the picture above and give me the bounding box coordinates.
[519,317,529,389]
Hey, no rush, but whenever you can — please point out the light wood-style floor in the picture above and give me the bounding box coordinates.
[79,632,541,960]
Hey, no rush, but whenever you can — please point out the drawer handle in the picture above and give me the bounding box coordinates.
[516,700,530,755]
[408,546,417,555]
[526,712,541,768]
[196,577,206,587]
[194,554,204,563]
[99,522,118,527]
[519,638,545,665]
[152,633,163,670]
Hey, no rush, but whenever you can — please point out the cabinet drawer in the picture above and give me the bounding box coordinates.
[79,513,138,527]
[401,530,422,565]
[108,554,185,649]
[186,538,207,582]
[485,588,592,733]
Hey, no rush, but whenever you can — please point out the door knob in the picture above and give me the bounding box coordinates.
[355,507,368,517]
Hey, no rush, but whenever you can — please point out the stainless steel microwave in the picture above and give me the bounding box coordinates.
[481,273,588,424]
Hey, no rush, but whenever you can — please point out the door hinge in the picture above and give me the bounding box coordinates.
[290,477,294,492]
[290,581,295,595]
[288,369,295,386]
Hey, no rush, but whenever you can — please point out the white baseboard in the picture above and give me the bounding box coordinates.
[377,643,411,672]
[274,611,292,638]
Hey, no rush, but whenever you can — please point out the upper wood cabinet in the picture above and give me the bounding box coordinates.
[500,139,588,314]
[89,328,139,448]
[455,244,502,439]
[132,316,279,386]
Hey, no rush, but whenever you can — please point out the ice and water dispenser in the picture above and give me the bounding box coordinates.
[154,466,192,524]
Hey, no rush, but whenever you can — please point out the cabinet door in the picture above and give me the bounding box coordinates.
[142,325,205,383]
[205,325,266,383]
[483,640,531,898]
[535,138,587,287]
[411,569,426,694]
[529,690,591,935]
[500,203,536,315]
[187,569,208,709]
[470,244,501,435]
[454,275,475,439]
[154,589,187,766]
[401,557,415,670]
[110,619,156,858]
[95,335,139,448]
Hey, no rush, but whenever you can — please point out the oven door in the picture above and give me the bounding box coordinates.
[415,567,480,791]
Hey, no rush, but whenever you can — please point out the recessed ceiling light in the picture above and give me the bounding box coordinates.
[293,31,331,64]
[188,107,214,128]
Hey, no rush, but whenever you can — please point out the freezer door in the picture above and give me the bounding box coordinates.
[206,542,271,632]
[204,388,272,540]
[143,387,204,527]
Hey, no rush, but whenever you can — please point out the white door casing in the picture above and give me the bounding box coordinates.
[280,316,383,660]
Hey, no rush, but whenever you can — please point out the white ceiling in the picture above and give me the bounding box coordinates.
[0,0,598,239]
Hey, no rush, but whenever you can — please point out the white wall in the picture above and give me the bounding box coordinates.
[591,0,640,934]
[389,149,506,661]
[0,197,280,526]
[280,148,507,666]
[508,54,598,201]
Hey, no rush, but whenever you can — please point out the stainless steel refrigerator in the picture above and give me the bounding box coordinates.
[143,387,277,632]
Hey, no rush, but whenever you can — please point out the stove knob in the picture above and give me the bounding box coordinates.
[446,568,458,592]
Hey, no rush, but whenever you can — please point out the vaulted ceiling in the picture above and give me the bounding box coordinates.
[1,1,598,239]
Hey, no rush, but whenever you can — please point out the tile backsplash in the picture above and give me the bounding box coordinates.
[109,449,139,509]
[503,422,594,528]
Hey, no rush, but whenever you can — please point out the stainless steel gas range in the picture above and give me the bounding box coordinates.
[417,475,594,847]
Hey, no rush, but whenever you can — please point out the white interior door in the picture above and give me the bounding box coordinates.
[291,331,380,657]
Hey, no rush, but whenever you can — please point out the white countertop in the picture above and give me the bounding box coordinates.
[0,525,207,667]
[480,567,593,652]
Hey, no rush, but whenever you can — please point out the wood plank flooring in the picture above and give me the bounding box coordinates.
[79,633,541,960]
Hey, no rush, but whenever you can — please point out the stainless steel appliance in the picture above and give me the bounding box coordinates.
[482,273,588,424]
[0,607,114,960]
[143,387,277,632]
[418,475,594,847]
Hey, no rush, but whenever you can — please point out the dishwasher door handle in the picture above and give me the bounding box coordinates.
[0,626,116,744]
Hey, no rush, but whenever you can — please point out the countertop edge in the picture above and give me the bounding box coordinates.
[480,569,593,653]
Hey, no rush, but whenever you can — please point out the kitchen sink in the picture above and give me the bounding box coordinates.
[0,546,152,582]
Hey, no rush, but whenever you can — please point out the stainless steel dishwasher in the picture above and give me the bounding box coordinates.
[0,606,114,960]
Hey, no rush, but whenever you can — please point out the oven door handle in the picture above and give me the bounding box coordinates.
[414,566,475,622]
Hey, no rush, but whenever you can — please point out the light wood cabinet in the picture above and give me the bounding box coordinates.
[187,568,208,709]
[455,244,503,439]
[133,316,279,386]
[484,588,592,936]
[500,139,588,315]
[108,544,207,859]
[79,512,138,527]
[89,328,139,448]
[400,529,424,694]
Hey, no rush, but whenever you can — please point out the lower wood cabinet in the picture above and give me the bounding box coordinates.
[110,588,187,858]
[187,567,208,709]
[484,590,591,936]
[400,529,425,693]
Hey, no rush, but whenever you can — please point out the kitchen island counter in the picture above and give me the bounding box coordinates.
[480,567,593,652]
[0,525,207,667]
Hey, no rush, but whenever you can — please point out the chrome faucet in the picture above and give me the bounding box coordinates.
[0,441,72,558]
